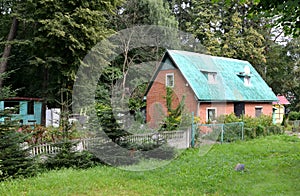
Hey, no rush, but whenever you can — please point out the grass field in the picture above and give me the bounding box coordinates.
[1,135,299,195]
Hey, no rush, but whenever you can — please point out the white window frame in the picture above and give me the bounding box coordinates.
[166,73,174,87]
[206,107,217,122]
[255,106,263,117]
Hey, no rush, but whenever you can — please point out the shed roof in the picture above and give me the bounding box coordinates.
[149,50,277,102]
[3,97,43,101]
[273,95,290,105]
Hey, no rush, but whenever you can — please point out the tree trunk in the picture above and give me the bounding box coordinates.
[0,16,19,87]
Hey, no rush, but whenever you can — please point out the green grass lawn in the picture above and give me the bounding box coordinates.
[1,135,299,196]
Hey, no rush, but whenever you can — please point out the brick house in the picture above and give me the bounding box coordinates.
[145,50,277,127]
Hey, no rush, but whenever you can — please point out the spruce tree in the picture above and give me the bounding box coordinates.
[0,73,36,181]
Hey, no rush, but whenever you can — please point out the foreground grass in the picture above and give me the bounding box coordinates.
[1,135,299,195]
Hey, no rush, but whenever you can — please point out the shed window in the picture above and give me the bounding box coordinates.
[255,106,263,117]
[27,101,34,115]
[4,101,20,114]
[166,73,174,87]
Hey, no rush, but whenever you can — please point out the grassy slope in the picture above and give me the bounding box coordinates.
[1,135,299,196]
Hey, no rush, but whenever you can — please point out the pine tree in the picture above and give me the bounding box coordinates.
[0,74,36,180]
[0,127,36,180]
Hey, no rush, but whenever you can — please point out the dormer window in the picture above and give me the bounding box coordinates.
[237,74,251,86]
[166,73,174,87]
[244,76,251,86]
[237,66,251,86]
[208,72,217,84]
[200,70,217,84]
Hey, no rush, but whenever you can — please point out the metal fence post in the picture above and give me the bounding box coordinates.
[221,124,224,144]
[191,112,195,147]
[241,122,244,140]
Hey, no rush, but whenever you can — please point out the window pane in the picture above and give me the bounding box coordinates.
[255,107,262,117]
[4,101,20,114]
[207,109,216,121]
[208,73,217,84]
[166,74,174,87]
[244,76,251,86]
[27,101,34,115]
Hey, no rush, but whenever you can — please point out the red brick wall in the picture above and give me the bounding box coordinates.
[244,102,273,117]
[146,69,198,128]
[198,102,273,123]
[198,102,234,123]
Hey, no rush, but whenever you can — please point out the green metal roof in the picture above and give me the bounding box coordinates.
[164,50,277,102]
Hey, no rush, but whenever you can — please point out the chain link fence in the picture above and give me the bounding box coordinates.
[195,122,244,145]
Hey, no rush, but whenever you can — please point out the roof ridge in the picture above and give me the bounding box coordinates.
[167,49,250,64]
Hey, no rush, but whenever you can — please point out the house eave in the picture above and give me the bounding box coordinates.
[197,99,277,103]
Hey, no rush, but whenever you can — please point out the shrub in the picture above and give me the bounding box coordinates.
[267,125,284,135]
[255,125,265,136]
[21,125,84,145]
[221,123,244,142]
[216,113,282,140]
[288,111,300,121]
[217,113,241,123]
[244,128,255,139]
[43,141,102,170]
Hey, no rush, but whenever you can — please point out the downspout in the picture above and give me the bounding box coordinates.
[197,101,200,118]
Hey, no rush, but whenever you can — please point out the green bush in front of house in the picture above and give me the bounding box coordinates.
[216,113,284,141]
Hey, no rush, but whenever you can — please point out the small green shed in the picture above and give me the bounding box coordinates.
[0,97,43,125]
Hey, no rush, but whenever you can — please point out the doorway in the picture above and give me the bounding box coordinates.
[234,102,245,117]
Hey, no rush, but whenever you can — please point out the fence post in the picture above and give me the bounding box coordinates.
[221,124,224,144]
[191,112,195,148]
[241,122,244,140]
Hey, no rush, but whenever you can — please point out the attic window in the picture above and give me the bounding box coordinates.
[209,73,217,84]
[201,70,217,84]
[237,66,251,86]
[244,76,251,86]
[166,73,174,87]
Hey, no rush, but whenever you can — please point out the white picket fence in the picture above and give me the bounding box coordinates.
[29,129,191,156]
[31,143,61,156]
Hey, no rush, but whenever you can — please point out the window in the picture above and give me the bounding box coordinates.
[244,76,251,86]
[237,69,251,87]
[4,101,20,114]
[207,108,217,122]
[255,106,263,117]
[201,70,217,84]
[166,73,174,87]
[208,72,217,84]
[27,101,34,115]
